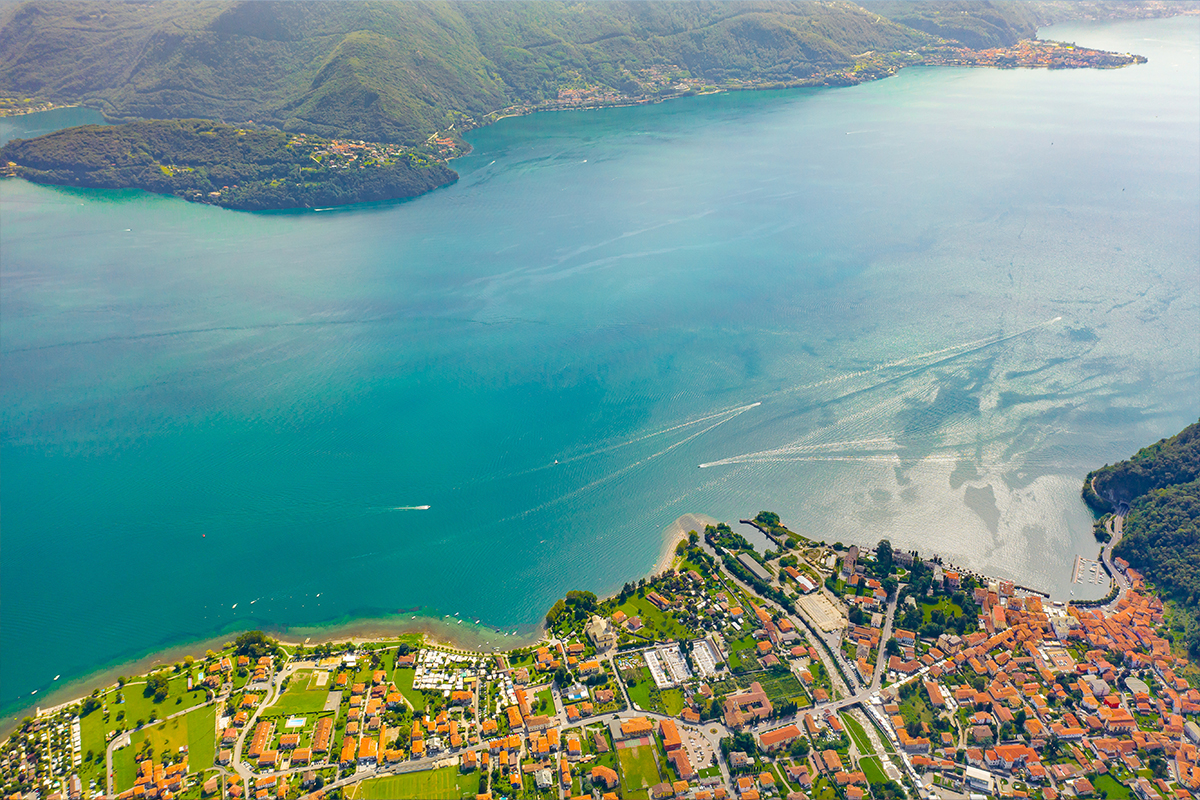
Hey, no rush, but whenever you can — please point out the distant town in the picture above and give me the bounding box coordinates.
[482,39,1147,121]
[5,502,1196,800]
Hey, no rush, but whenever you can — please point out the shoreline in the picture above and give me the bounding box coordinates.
[0,510,708,738]
[651,512,718,577]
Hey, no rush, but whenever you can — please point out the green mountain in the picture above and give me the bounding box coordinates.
[0,0,1013,145]
[1084,421,1200,512]
[0,118,457,209]
[1,1,1190,147]
[1085,422,1200,653]
[863,1,1040,48]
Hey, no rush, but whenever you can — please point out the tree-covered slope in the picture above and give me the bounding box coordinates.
[0,0,944,144]
[0,118,457,209]
[1084,421,1200,512]
[863,1,1041,49]
[1089,421,1200,653]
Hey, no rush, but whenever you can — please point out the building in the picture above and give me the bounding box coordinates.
[965,766,994,793]
[586,616,619,652]
[759,724,802,751]
[724,682,773,728]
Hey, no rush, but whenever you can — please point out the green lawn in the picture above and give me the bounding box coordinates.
[660,688,685,716]
[112,704,214,792]
[859,754,889,785]
[394,668,427,712]
[899,691,933,728]
[623,665,658,711]
[813,776,839,800]
[185,705,217,770]
[610,594,695,642]
[349,767,480,799]
[624,674,675,717]
[1093,774,1132,800]
[921,597,963,624]
[535,687,554,715]
[618,744,662,799]
[843,714,874,756]
[263,670,332,717]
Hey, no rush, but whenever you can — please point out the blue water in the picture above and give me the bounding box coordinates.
[1,18,1197,716]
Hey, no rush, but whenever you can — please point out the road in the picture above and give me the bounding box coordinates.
[1100,504,1130,612]
[295,543,904,800]
[105,685,227,797]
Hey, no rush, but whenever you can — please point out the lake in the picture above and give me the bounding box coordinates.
[1,17,1196,717]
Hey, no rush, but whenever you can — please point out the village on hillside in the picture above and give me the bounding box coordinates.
[4,512,1198,800]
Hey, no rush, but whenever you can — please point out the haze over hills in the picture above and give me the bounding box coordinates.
[0,0,1185,146]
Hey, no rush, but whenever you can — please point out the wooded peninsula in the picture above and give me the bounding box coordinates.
[0,0,1188,209]
[0,120,457,211]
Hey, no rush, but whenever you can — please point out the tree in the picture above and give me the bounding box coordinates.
[234,631,277,660]
[886,638,901,657]
[565,590,598,611]
[688,530,699,546]
[876,539,894,574]
[144,673,169,703]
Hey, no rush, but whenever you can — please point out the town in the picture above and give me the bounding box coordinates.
[3,510,1196,800]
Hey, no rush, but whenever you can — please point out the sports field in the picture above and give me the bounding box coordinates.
[264,670,332,717]
[348,767,480,799]
[618,744,662,799]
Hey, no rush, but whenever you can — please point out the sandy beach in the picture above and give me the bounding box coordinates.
[651,512,718,577]
[3,510,723,738]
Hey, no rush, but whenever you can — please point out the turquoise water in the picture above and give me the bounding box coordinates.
[1,18,1197,715]
[0,106,106,145]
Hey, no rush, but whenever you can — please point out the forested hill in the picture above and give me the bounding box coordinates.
[0,0,1171,147]
[1084,421,1200,512]
[0,119,457,210]
[1089,421,1200,654]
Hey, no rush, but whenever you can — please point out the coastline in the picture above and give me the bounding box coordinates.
[0,510,709,738]
[652,512,718,577]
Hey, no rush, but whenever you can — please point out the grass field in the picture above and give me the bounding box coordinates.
[618,744,662,799]
[1093,774,1132,800]
[535,687,554,715]
[348,767,480,799]
[264,670,331,717]
[610,595,695,641]
[899,691,933,728]
[185,705,217,771]
[754,672,809,705]
[112,704,215,791]
[394,668,427,712]
[859,754,889,785]
[842,714,874,756]
[921,597,963,624]
[660,688,685,715]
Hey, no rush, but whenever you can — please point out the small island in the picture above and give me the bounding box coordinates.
[0,119,460,211]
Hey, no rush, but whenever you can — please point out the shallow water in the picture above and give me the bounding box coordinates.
[1,17,1197,715]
